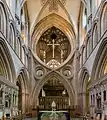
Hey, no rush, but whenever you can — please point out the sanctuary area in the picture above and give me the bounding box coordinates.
[0,0,107,120]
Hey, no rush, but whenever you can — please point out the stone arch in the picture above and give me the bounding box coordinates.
[99,0,107,36]
[91,37,107,81]
[31,13,76,47]
[78,67,90,114]
[18,68,29,92]
[79,67,89,94]
[31,13,76,69]
[33,0,75,31]
[16,68,29,113]
[0,1,8,37]
[92,21,98,48]
[32,71,75,107]
[0,37,16,82]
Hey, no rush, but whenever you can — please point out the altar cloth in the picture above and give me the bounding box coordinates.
[37,111,70,120]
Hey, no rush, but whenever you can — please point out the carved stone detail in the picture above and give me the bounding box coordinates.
[61,65,73,79]
[41,0,66,12]
[34,65,46,80]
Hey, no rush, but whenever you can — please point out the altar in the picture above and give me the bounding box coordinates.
[37,111,70,120]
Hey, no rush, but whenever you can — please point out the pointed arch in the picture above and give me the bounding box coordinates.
[99,0,107,36]
[31,13,76,69]
[32,71,76,107]
[17,68,29,93]
[78,67,90,114]
[91,38,107,82]
[81,0,87,6]
[0,1,8,37]
[16,68,29,113]
[31,0,76,35]
[32,13,76,44]
[0,37,16,82]
[78,67,90,93]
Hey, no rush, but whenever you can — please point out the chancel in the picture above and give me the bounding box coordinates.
[0,0,107,120]
[38,99,70,120]
[39,77,69,111]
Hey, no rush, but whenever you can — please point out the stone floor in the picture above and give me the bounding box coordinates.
[23,118,37,120]
[24,118,84,120]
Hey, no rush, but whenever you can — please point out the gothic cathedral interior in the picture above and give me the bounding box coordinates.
[0,0,107,120]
